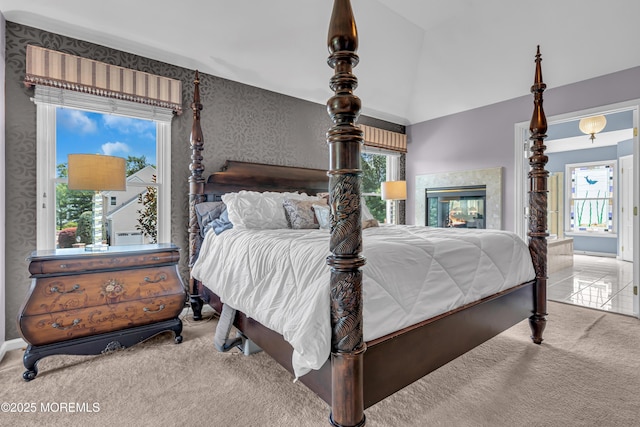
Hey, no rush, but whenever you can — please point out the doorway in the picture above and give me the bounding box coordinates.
[514,101,639,318]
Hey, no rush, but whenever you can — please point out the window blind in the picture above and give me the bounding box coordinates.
[358,124,407,153]
[24,45,182,114]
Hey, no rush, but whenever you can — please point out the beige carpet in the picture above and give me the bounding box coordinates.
[1,301,639,427]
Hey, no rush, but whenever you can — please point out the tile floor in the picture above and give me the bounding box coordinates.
[548,254,636,316]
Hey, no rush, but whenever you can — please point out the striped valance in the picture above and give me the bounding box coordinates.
[359,124,407,153]
[24,45,182,114]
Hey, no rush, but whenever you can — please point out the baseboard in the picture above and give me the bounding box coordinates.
[573,250,617,258]
[0,338,27,363]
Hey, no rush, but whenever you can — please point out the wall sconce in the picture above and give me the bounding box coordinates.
[68,154,126,251]
[578,115,607,143]
[381,180,407,224]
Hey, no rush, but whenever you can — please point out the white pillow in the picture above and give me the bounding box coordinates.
[312,197,378,230]
[361,197,375,221]
[313,204,331,229]
[221,191,322,229]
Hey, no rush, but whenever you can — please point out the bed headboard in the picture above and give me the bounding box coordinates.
[204,160,329,200]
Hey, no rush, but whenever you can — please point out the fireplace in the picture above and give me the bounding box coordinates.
[415,167,501,229]
[426,185,487,228]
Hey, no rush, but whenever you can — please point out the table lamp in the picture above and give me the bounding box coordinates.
[68,154,126,251]
[381,180,407,224]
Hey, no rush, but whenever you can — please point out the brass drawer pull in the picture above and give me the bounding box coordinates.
[59,264,69,269]
[50,284,82,294]
[52,318,81,330]
[143,274,167,284]
[151,256,161,261]
[143,304,165,314]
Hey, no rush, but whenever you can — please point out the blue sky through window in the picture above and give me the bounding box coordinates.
[56,108,157,177]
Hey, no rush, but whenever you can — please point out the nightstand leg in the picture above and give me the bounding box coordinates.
[22,346,38,382]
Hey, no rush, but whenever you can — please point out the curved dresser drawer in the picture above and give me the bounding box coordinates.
[19,293,186,346]
[21,265,184,316]
[29,249,180,276]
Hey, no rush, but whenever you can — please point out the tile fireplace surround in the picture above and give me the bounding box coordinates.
[415,167,503,229]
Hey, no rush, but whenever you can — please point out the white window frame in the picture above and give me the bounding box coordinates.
[34,86,174,250]
[362,146,401,223]
[564,159,617,237]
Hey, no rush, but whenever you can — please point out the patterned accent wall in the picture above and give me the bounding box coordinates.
[3,22,405,339]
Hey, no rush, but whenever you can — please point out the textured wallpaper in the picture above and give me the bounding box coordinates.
[3,22,405,340]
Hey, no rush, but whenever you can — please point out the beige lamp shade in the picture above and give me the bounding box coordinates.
[68,154,126,191]
[578,115,607,142]
[381,180,407,201]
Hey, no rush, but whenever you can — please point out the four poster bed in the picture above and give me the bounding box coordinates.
[187,1,549,426]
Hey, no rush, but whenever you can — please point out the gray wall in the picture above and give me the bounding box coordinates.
[3,22,402,341]
[407,66,640,232]
[0,16,5,346]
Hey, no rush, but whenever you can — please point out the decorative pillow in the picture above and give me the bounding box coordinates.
[283,199,322,229]
[316,192,330,202]
[361,197,379,228]
[312,198,378,230]
[362,218,379,229]
[195,201,227,237]
[361,197,375,221]
[313,204,331,229]
[203,208,234,236]
[222,191,323,229]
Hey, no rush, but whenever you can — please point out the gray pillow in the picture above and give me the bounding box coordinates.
[283,198,322,229]
[195,202,227,237]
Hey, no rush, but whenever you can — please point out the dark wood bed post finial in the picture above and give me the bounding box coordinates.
[528,46,548,344]
[326,1,366,426]
[188,70,206,320]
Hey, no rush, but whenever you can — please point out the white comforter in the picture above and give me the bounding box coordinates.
[191,225,536,378]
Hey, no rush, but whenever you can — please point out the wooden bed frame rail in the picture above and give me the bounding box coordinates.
[187,1,548,425]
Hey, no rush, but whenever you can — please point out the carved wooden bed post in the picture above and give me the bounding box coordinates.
[188,70,206,320]
[326,1,366,426]
[528,46,548,344]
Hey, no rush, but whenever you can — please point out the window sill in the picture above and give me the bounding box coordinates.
[564,231,618,239]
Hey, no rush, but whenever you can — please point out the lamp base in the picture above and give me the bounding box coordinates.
[84,243,109,252]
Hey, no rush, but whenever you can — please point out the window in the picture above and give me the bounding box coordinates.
[361,148,400,223]
[565,160,616,234]
[55,109,158,247]
[35,86,174,250]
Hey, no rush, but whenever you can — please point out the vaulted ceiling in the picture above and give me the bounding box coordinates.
[2,0,639,125]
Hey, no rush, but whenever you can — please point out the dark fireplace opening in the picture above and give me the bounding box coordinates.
[426,185,486,228]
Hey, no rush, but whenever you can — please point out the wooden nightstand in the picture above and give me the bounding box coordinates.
[18,243,187,380]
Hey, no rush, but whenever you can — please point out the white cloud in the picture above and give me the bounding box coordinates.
[102,115,155,136]
[101,141,131,156]
[58,109,97,134]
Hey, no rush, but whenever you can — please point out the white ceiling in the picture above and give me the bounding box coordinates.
[546,129,634,153]
[2,0,639,125]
